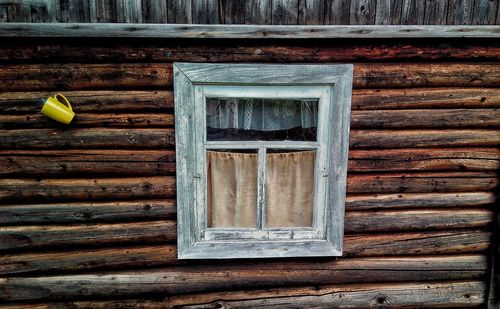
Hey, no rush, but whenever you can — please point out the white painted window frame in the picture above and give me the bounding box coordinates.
[174,63,353,259]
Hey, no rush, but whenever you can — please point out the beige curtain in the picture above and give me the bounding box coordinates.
[207,150,314,228]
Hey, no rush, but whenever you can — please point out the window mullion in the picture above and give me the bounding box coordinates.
[257,146,266,230]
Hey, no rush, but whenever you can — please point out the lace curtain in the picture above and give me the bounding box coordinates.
[206,98,318,131]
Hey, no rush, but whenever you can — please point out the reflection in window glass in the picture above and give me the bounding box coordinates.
[206,150,258,228]
[265,150,315,227]
[206,98,318,141]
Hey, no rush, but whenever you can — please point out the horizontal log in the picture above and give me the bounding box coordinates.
[0,200,176,225]
[1,89,497,115]
[0,172,495,203]
[4,281,486,308]
[0,128,175,149]
[0,113,174,128]
[0,209,492,251]
[2,109,499,129]
[350,129,500,148]
[353,63,500,88]
[345,192,497,210]
[1,63,499,91]
[1,41,499,63]
[1,129,498,150]
[351,109,500,128]
[0,177,175,203]
[164,281,486,308]
[348,148,500,172]
[0,150,175,177]
[1,24,498,39]
[0,63,171,91]
[0,221,176,251]
[0,230,491,276]
[2,148,497,178]
[346,172,498,193]
[352,88,500,110]
[344,209,494,233]
[0,91,173,114]
[0,255,488,301]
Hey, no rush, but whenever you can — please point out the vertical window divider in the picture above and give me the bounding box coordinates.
[257,146,266,230]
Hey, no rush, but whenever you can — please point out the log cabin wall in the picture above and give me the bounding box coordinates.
[0,37,499,308]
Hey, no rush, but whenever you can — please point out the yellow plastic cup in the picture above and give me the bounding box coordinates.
[41,93,75,124]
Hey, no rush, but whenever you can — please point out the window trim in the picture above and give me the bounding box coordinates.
[174,63,353,259]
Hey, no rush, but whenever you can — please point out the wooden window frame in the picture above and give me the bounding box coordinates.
[174,63,353,259]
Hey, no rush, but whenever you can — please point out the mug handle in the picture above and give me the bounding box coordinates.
[55,93,72,111]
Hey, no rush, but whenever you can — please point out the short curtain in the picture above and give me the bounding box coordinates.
[207,150,315,228]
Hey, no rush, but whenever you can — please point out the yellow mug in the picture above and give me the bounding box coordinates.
[41,93,75,124]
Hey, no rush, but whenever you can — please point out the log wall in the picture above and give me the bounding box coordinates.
[0,38,498,308]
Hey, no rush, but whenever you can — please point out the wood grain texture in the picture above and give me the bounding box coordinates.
[0,230,491,276]
[2,281,486,308]
[0,255,488,301]
[0,149,175,177]
[401,0,425,24]
[166,0,191,23]
[350,129,500,148]
[350,0,376,25]
[351,109,500,128]
[0,63,171,91]
[473,0,499,25]
[345,192,497,210]
[352,88,500,110]
[447,0,474,24]
[142,0,168,23]
[346,172,498,193]
[3,42,499,63]
[1,24,499,39]
[0,200,176,225]
[298,0,325,25]
[0,128,175,149]
[326,0,352,24]
[0,177,175,203]
[423,0,448,25]
[191,0,218,24]
[0,91,172,113]
[244,0,272,24]
[0,221,176,251]
[375,0,391,24]
[160,281,487,308]
[272,0,299,25]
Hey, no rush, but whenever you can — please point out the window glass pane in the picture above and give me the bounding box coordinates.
[207,150,258,228]
[265,150,315,227]
[206,98,318,141]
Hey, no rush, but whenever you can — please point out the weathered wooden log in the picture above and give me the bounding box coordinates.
[345,192,497,210]
[163,281,486,308]
[3,280,486,308]
[0,177,175,203]
[2,148,497,178]
[0,91,173,114]
[350,129,500,148]
[348,148,500,172]
[2,109,499,129]
[0,128,175,149]
[353,63,500,88]
[346,172,498,193]
[1,41,499,62]
[0,63,499,91]
[1,129,498,150]
[0,255,488,301]
[0,64,171,91]
[0,113,174,128]
[0,172,495,203]
[0,200,176,225]
[0,221,176,251]
[1,89,497,114]
[0,209,492,251]
[351,109,500,128]
[0,150,175,177]
[344,209,494,233]
[0,230,490,276]
[352,88,500,110]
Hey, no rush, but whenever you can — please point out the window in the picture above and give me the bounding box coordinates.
[174,63,353,259]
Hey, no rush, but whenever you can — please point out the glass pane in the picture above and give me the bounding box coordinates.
[207,149,258,228]
[265,150,315,227]
[206,98,318,141]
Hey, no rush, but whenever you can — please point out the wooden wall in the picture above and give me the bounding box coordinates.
[0,38,499,307]
[1,0,499,25]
